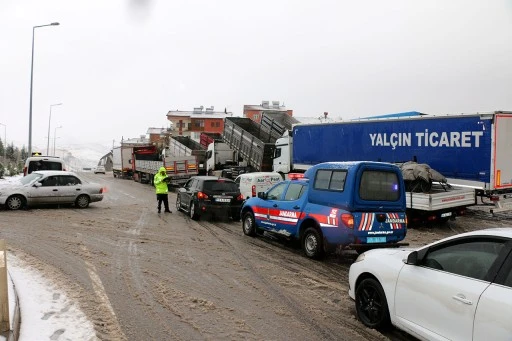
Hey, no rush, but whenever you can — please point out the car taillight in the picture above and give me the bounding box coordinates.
[197,191,209,199]
[237,194,244,201]
[341,214,354,229]
[251,185,256,197]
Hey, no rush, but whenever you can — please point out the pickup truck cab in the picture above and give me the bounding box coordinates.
[240,161,408,259]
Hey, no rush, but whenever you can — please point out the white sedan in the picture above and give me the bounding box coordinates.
[0,171,104,210]
[348,228,512,341]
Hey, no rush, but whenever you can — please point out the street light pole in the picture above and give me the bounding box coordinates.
[0,123,6,160]
[53,125,62,155]
[28,22,59,157]
[47,102,62,155]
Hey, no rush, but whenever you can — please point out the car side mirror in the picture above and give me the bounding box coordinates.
[33,182,42,188]
[257,192,266,199]
[404,251,419,265]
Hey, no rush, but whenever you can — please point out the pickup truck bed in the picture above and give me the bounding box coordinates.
[406,184,475,212]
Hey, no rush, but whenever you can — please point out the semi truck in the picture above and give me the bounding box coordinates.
[272,111,512,219]
[222,117,277,172]
[168,136,207,175]
[131,145,198,186]
[112,143,143,179]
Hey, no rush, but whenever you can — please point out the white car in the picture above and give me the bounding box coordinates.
[348,228,512,341]
[0,171,104,210]
[94,165,106,174]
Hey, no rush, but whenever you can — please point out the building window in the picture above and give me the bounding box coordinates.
[194,120,205,128]
[211,122,215,128]
[253,114,259,121]
[215,121,220,127]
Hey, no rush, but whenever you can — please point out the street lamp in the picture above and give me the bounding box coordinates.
[28,22,60,157]
[53,125,62,155]
[0,123,6,160]
[47,102,62,155]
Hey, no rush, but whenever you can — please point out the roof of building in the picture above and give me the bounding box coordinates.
[167,112,232,119]
[244,105,287,112]
[244,100,287,112]
[147,127,170,135]
[167,106,233,118]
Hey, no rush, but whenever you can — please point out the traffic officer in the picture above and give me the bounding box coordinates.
[154,166,171,213]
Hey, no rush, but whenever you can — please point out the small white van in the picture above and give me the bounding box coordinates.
[234,172,283,199]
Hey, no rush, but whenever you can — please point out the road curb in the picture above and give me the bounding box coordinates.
[7,273,20,341]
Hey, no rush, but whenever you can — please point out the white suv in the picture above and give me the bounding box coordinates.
[23,156,66,176]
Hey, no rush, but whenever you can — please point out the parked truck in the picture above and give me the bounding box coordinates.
[222,117,277,172]
[168,136,207,175]
[272,111,512,219]
[131,144,198,186]
[112,143,140,179]
[200,132,223,148]
[260,112,300,141]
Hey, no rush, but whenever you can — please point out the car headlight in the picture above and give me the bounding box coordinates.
[354,253,366,263]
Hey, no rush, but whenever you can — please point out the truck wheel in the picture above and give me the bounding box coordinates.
[6,195,25,210]
[302,227,324,259]
[189,201,199,220]
[242,212,256,236]
[355,278,391,329]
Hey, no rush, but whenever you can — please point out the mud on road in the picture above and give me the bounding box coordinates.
[1,173,511,340]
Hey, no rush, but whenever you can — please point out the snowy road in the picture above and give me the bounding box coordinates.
[2,172,510,340]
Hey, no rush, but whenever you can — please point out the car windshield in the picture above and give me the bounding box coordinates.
[203,180,238,192]
[20,172,44,185]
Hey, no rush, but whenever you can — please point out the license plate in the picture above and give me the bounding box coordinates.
[367,237,386,243]
[441,212,452,218]
[216,198,231,202]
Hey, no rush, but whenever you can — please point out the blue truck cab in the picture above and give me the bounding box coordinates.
[240,161,408,259]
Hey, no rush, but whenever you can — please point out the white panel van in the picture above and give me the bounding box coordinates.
[234,172,282,199]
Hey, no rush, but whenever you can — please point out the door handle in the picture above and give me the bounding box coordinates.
[452,294,473,305]
[273,204,278,207]
[76,189,81,191]
[293,205,300,209]
[53,189,58,192]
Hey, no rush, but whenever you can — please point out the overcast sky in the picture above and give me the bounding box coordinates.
[1,0,511,154]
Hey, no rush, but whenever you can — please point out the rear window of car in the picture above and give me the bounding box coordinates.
[28,160,64,174]
[359,170,400,201]
[203,180,238,192]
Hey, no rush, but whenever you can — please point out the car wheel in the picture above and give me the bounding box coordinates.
[189,201,199,220]
[242,212,256,236]
[6,195,24,210]
[355,278,391,329]
[302,227,324,259]
[75,195,90,209]
[176,195,182,212]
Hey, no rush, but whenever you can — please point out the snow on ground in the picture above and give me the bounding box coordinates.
[8,255,97,341]
[1,175,97,341]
